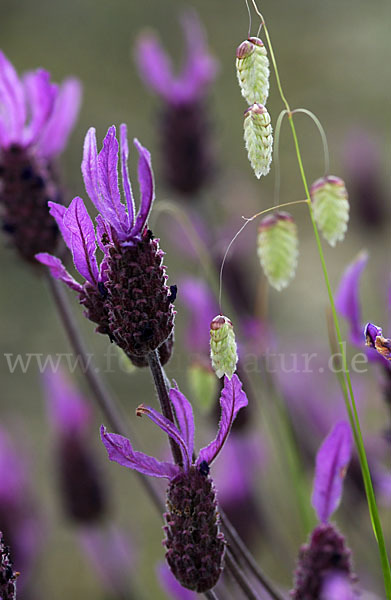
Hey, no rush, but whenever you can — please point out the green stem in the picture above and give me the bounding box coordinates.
[260,18,391,596]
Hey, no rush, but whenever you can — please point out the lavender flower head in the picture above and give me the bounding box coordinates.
[44,369,107,523]
[135,11,218,196]
[37,125,176,365]
[101,374,248,592]
[292,422,358,599]
[0,51,81,262]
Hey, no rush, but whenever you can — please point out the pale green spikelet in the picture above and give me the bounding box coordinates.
[210,315,238,379]
[310,176,349,247]
[257,212,298,291]
[244,104,273,178]
[236,37,270,105]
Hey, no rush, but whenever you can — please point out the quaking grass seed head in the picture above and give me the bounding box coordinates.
[210,315,238,379]
[257,211,298,291]
[310,175,349,247]
[236,37,270,105]
[243,103,273,178]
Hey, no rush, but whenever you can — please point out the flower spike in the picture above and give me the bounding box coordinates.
[101,375,248,592]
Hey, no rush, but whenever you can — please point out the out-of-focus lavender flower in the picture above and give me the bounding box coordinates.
[180,277,218,356]
[101,374,248,592]
[292,422,357,599]
[343,129,388,228]
[157,562,196,599]
[0,427,42,593]
[336,251,389,365]
[212,432,265,545]
[0,532,17,600]
[43,369,107,523]
[37,125,175,366]
[0,51,81,262]
[79,524,135,596]
[135,11,218,196]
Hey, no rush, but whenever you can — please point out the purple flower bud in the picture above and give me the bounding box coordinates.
[365,322,391,361]
[0,532,17,600]
[291,523,357,599]
[0,52,81,263]
[365,322,382,348]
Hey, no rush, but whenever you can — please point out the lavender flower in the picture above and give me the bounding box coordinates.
[43,369,107,523]
[292,422,357,599]
[36,125,175,365]
[0,51,81,262]
[101,374,248,592]
[135,11,218,196]
[0,427,42,592]
[0,532,17,600]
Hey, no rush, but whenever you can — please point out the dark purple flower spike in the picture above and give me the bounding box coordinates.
[0,532,17,600]
[101,374,248,593]
[135,11,218,196]
[0,51,81,262]
[37,125,175,365]
[292,422,357,599]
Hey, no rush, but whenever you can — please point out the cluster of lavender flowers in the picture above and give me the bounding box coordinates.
[0,5,389,600]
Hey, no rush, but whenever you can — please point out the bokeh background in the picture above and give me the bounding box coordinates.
[0,0,390,598]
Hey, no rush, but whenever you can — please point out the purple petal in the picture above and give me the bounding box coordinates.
[79,524,134,594]
[98,125,128,234]
[63,197,99,285]
[95,214,112,253]
[365,322,382,348]
[169,384,195,460]
[22,69,57,146]
[176,10,218,103]
[180,277,219,354]
[197,374,248,467]
[134,32,175,102]
[47,201,72,249]
[321,573,356,600]
[37,77,81,156]
[120,123,135,229]
[35,253,82,292]
[335,251,368,346]
[82,127,101,209]
[312,421,353,523]
[157,562,196,600]
[0,51,26,143]
[136,405,190,470]
[43,368,91,435]
[100,426,179,479]
[132,139,155,236]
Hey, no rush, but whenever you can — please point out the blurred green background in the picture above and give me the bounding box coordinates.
[0,0,390,598]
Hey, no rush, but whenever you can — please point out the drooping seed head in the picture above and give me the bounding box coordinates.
[310,176,349,247]
[163,466,226,593]
[236,37,270,105]
[210,315,238,379]
[243,103,273,178]
[257,211,298,291]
